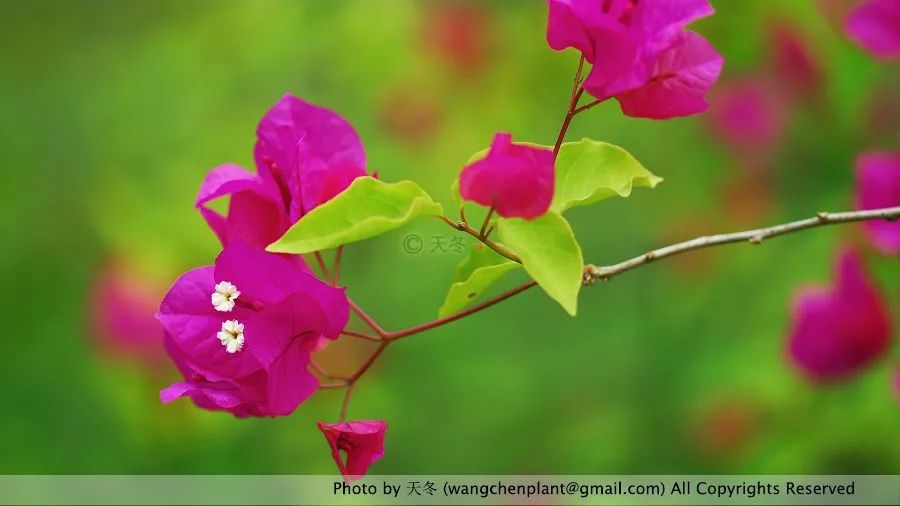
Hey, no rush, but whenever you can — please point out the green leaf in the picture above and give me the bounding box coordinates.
[552,138,661,213]
[497,212,583,315]
[267,176,443,254]
[438,244,519,317]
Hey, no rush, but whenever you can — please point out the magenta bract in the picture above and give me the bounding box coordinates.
[318,420,388,480]
[196,163,288,249]
[787,249,892,382]
[855,151,900,254]
[459,133,555,219]
[197,94,368,248]
[546,0,723,119]
[845,0,900,60]
[157,242,349,417]
[255,94,368,221]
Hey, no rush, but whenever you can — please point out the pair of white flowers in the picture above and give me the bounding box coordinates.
[211,281,244,354]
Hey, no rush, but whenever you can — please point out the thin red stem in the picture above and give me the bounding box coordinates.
[480,205,496,237]
[553,56,587,157]
[436,215,521,263]
[351,342,389,381]
[384,280,537,341]
[348,299,389,338]
[339,384,354,421]
[342,330,382,342]
[332,246,344,286]
[574,99,602,115]
[314,252,332,282]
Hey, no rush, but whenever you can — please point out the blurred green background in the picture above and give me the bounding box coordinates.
[1,0,897,475]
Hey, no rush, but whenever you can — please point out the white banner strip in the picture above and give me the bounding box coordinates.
[0,475,897,505]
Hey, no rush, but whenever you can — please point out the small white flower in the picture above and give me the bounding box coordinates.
[211,281,241,312]
[217,320,245,354]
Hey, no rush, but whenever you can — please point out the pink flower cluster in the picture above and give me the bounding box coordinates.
[158,94,386,478]
[546,0,724,119]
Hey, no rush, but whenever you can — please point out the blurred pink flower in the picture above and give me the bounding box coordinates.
[421,2,493,78]
[459,133,555,219]
[377,85,443,146]
[845,0,900,60]
[768,22,823,99]
[855,151,900,254]
[708,79,785,156]
[158,242,349,417]
[546,0,723,119]
[90,260,167,364]
[318,420,388,480]
[787,249,892,382]
[198,94,368,248]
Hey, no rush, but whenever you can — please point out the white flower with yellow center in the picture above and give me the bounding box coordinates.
[211,281,240,312]
[216,320,245,354]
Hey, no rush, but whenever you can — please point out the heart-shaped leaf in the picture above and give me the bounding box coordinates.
[497,212,583,315]
[267,176,443,254]
[552,139,661,213]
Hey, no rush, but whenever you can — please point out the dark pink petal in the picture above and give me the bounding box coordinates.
[546,0,601,61]
[614,31,724,119]
[318,420,388,480]
[632,0,715,36]
[459,133,555,219]
[197,164,261,204]
[265,340,320,416]
[214,241,311,305]
[161,334,270,417]
[845,0,900,60]
[157,267,263,381]
[787,249,892,381]
[196,164,287,249]
[247,291,347,368]
[254,94,367,217]
[855,152,900,254]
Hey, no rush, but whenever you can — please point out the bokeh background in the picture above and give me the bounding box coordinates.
[1,0,897,474]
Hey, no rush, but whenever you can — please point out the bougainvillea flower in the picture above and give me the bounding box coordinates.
[546,0,723,119]
[158,241,349,416]
[255,94,368,221]
[787,249,892,382]
[459,133,554,219]
[845,0,900,60]
[318,420,388,480]
[708,79,785,162]
[196,163,288,249]
[855,152,900,254]
[197,95,368,249]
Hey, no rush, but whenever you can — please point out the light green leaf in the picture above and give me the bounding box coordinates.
[497,212,583,315]
[267,176,443,254]
[552,138,661,213]
[438,244,519,317]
